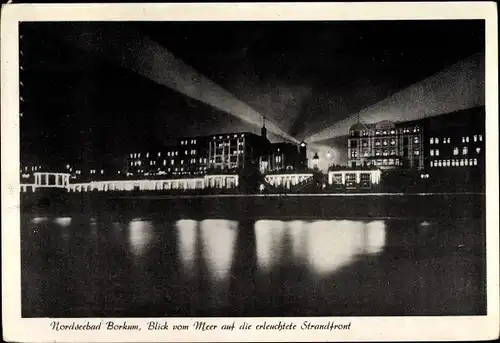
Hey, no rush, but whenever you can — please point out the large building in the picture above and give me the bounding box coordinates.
[347,120,424,170]
[422,107,485,171]
[123,123,307,179]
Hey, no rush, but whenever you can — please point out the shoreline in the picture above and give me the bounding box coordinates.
[115,191,485,200]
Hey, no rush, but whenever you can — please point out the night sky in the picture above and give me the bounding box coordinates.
[19,20,485,167]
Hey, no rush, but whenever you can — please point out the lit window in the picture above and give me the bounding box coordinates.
[430,138,434,144]
[175,151,178,156]
[465,159,469,166]
[435,138,439,144]
[383,140,388,146]
[171,160,174,165]
[466,137,470,143]
[474,135,477,142]
[146,153,149,158]
[414,137,419,144]
[138,161,142,166]
[390,139,396,145]
[435,149,439,156]
[414,150,420,155]
[130,161,133,166]
[452,160,456,167]
[453,148,459,156]
[479,135,483,141]
[463,147,468,155]
[474,159,478,166]
[476,147,481,154]
[430,150,434,156]
[138,153,141,158]
[158,152,161,157]
[430,161,434,167]
[438,160,442,167]
[130,153,133,158]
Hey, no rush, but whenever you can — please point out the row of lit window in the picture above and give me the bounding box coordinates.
[23,166,42,172]
[357,127,419,136]
[180,139,197,145]
[372,159,400,166]
[430,137,451,144]
[452,147,481,156]
[374,139,397,147]
[430,149,440,156]
[401,127,420,134]
[213,134,245,140]
[430,159,478,167]
[90,169,104,175]
[463,135,483,143]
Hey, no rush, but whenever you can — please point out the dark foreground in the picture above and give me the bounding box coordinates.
[21,194,486,317]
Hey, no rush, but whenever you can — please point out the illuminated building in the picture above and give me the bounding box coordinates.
[208,132,269,171]
[124,121,306,178]
[348,120,424,170]
[423,107,485,171]
[266,142,305,172]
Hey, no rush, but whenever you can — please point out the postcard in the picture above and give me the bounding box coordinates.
[1,2,499,342]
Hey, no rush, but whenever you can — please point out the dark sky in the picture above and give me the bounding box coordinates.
[19,20,485,166]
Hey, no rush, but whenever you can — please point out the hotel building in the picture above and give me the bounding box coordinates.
[124,123,306,178]
[423,106,485,171]
[347,120,424,170]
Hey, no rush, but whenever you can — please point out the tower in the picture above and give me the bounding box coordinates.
[312,152,320,170]
[261,115,267,140]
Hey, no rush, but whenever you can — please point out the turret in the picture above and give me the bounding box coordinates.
[261,115,267,140]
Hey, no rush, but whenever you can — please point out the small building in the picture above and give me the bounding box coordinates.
[327,167,382,190]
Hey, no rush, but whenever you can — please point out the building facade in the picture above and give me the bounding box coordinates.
[348,120,424,170]
[266,142,303,172]
[207,131,269,172]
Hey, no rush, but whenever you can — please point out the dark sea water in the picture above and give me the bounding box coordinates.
[21,195,486,317]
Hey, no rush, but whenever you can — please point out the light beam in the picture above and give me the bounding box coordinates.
[305,53,485,143]
[59,26,299,144]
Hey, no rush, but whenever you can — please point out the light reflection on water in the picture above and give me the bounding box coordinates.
[21,213,485,317]
[54,217,72,227]
[200,219,237,281]
[254,219,386,276]
[176,219,197,272]
[128,219,155,257]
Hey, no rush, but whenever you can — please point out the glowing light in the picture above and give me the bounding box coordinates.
[286,220,307,260]
[200,219,237,281]
[254,220,286,271]
[306,220,364,275]
[54,217,72,227]
[364,220,386,254]
[63,26,298,144]
[176,219,197,272]
[30,216,48,224]
[306,53,485,142]
[128,219,155,257]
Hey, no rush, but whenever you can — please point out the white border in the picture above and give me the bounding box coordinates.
[1,2,499,342]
